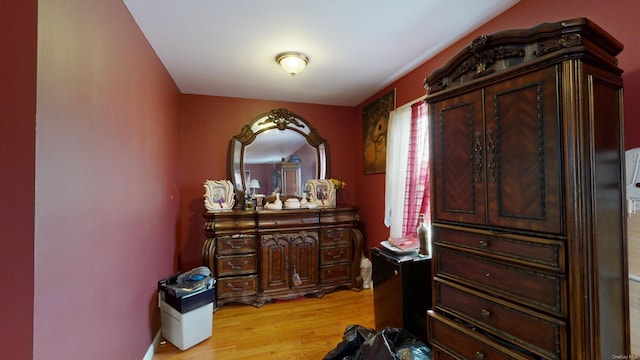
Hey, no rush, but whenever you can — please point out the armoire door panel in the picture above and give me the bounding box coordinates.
[485,67,563,234]
[432,90,486,226]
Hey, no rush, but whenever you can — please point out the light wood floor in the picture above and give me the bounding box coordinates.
[152,288,376,360]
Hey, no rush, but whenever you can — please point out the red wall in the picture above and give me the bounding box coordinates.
[355,0,640,253]
[0,0,37,358]
[32,0,180,359]
[5,1,640,359]
[178,95,358,269]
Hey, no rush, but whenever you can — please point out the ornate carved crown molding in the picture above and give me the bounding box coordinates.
[425,18,622,96]
[258,108,305,130]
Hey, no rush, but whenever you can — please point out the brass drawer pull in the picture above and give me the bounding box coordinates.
[227,282,249,291]
[479,240,488,249]
[475,351,485,360]
[486,128,496,183]
[480,309,490,318]
[229,240,248,249]
[328,250,344,259]
[485,272,491,277]
[228,260,249,270]
[473,131,483,183]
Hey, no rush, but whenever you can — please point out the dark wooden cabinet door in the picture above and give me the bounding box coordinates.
[260,234,290,292]
[484,67,563,234]
[260,232,318,292]
[431,90,486,226]
[290,232,319,286]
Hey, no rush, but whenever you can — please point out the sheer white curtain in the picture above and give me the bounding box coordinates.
[384,106,412,238]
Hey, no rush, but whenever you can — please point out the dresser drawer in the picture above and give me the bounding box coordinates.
[320,263,351,282]
[211,217,257,232]
[320,228,352,245]
[320,244,352,265]
[216,253,258,277]
[428,311,536,360]
[216,275,258,298]
[435,279,565,359]
[436,248,565,316]
[320,212,358,225]
[436,227,564,271]
[217,235,256,255]
[258,213,319,228]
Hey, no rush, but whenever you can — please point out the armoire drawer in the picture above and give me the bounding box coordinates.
[436,248,566,316]
[216,253,258,277]
[431,347,460,360]
[436,227,564,271]
[435,279,565,359]
[427,311,537,360]
[217,235,257,255]
[216,275,258,298]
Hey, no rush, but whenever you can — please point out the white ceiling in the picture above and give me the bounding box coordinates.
[124,0,518,106]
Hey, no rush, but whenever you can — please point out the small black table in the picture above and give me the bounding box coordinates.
[371,246,432,344]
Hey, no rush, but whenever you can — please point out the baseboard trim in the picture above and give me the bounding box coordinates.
[143,329,162,360]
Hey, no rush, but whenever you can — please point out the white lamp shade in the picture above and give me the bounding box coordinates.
[249,179,261,189]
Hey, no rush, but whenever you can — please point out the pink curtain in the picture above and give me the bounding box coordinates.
[402,101,430,236]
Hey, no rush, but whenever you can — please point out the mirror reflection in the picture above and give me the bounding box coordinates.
[229,108,328,197]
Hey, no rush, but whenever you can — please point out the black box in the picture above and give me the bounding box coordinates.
[158,273,216,314]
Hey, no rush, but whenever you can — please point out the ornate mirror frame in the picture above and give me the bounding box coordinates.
[229,108,328,194]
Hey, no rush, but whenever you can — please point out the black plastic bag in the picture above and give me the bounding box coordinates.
[324,325,432,360]
[323,324,378,360]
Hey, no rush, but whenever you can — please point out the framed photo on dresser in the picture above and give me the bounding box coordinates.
[203,179,235,211]
[305,179,335,207]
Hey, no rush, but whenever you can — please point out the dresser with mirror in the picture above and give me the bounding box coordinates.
[203,109,363,309]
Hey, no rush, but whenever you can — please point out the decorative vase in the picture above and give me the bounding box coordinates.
[417,213,431,257]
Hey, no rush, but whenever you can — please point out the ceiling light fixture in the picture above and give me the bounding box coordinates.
[276,51,309,76]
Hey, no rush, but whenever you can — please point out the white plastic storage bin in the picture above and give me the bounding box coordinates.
[160,299,213,350]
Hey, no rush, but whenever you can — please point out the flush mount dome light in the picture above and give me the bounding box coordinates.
[276,51,309,76]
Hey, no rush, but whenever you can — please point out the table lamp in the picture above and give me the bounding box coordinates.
[249,179,260,196]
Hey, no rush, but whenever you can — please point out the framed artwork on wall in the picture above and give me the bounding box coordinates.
[362,89,396,174]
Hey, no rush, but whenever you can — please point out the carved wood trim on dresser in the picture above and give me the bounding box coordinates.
[203,206,363,310]
[425,18,629,359]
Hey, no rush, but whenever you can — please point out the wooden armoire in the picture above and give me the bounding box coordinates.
[424,18,630,359]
